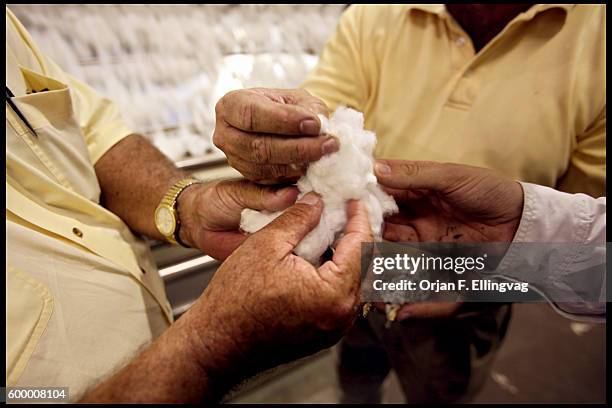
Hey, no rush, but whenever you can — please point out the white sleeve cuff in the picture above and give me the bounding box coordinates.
[495,182,606,322]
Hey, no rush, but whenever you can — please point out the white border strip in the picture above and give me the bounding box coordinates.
[159,255,217,278]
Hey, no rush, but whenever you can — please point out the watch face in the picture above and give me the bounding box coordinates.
[155,206,176,236]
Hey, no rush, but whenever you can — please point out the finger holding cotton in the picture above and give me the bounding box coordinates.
[240,107,398,264]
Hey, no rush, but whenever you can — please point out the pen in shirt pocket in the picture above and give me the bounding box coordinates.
[6,86,38,138]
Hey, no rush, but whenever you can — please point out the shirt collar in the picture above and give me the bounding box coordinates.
[405,4,446,15]
[406,4,575,17]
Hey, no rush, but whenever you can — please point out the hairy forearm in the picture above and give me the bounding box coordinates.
[80,298,245,403]
[80,315,209,403]
[95,134,189,240]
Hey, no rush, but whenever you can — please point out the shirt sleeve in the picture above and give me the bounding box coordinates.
[6,8,133,164]
[557,106,606,198]
[63,72,134,164]
[495,182,606,322]
[300,5,369,112]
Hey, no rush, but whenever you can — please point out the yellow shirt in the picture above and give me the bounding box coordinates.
[6,8,171,397]
[302,4,606,197]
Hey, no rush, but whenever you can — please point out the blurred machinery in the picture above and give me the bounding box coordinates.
[10,4,343,165]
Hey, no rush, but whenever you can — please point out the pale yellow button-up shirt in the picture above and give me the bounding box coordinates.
[302,4,606,197]
[6,8,171,398]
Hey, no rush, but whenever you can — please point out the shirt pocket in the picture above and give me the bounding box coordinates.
[6,266,54,386]
[9,67,102,203]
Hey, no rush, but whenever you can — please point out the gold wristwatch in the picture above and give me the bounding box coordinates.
[154,177,203,247]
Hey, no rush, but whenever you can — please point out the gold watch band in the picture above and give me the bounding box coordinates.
[157,177,203,246]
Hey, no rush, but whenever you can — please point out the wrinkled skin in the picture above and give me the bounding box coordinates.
[80,194,373,403]
[373,160,523,320]
[212,88,338,184]
[178,179,299,260]
[184,194,373,395]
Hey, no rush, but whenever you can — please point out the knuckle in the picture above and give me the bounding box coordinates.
[216,90,238,117]
[212,129,224,150]
[300,139,323,162]
[214,98,224,118]
[269,164,289,178]
[250,137,272,163]
[399,162,420,177]
[250,163,268,178]
[291,142,308,162]
[239,100,255,131]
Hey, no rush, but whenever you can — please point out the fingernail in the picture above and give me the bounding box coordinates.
[322,137,339,155]
[300,119,320,135]
[297,193,320,206]
[375,162,391,175]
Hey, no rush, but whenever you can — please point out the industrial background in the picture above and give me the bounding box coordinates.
[9,4,606,404]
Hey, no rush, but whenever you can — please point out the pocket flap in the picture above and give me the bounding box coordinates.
[14,67,73,128]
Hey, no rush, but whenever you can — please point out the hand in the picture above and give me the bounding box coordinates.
[396,302,462,320]
[213,88,339,184]
[177,179,299,260]
[372,301,462,320]
[182,193,372,396]
[374,160,524,319]
[80,194,372,403]
[375,160,523,244]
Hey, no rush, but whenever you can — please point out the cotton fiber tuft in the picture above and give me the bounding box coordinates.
[240,106,398,264]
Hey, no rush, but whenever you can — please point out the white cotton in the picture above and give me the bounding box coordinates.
[240,106,398,264]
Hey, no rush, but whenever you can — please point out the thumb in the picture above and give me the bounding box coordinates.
[257,192,323,257]
[222,180,300,212]
[210,180,299,229]
[374,160,463,192]
[330,200,373,272]
[319,200,372,294]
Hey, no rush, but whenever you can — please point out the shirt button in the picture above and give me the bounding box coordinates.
[72,227,83,238]
[455,36,466,46]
